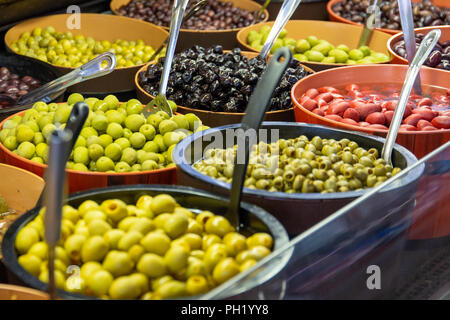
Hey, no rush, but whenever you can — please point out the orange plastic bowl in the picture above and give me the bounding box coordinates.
[326,0,449,36]
[0,284,49,300]
[135,51,314,127]
[388,25,450,65]
[291,64,450,159]
[0,111,176,194]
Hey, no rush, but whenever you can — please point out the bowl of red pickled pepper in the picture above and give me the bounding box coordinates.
[291,65,450,158]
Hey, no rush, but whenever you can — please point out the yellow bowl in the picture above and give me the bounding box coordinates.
[237,20,393,71]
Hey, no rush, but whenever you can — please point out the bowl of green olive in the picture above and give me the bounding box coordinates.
[173,122,424,235]
[0,93,209,193]
[1,185,290,300]
[4,14,168,93]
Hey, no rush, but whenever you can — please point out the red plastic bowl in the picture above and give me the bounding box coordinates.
[0,111,176,193]
[291,64,450,158]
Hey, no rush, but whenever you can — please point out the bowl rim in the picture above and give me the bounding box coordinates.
[1,184,290,300]
[326,0,400,35]
[173,121,421,201]
[4,13,169,72]
[0,108,177,177]
[134,51,315,116]
[236,19,395,67]
[290,64,450,135]
[109,0,270,33]
[0,162,44,182]
[0,53,65,111]
[387,25,450,66]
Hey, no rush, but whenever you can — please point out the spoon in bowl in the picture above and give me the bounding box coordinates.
[143,0,190,118]
[228,47,292,230]
[381,29,441,165]
[0,52,116,112]
[148,0,209,62]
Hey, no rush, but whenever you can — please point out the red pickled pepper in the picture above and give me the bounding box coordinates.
[298,84,450,131]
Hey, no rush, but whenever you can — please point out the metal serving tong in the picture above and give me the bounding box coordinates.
[398,0,423,95]
[0,52,116,113]
[357,0,380,48]
[228,47,292,230]
[143,0,190,118]
[149,0,208,62]
[381,30,441,165]
[43,101,89,299]
[258,0,303,60]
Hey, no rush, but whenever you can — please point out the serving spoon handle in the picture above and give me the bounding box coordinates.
[228,47,292,230]
[381,30,441,165]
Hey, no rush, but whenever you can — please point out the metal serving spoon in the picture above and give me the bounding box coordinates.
[148,0,209,62]
[0,52,116,112]
[258,0,303,60]
[143,0,190,118]
[381,29,441,165]
[228,47,292,230]
[398,0,422,95]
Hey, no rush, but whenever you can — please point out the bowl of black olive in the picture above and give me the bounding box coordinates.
[327,0,450,35]
[111,0,269,50]
[135,45,314,127]
[388,25,450,71]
